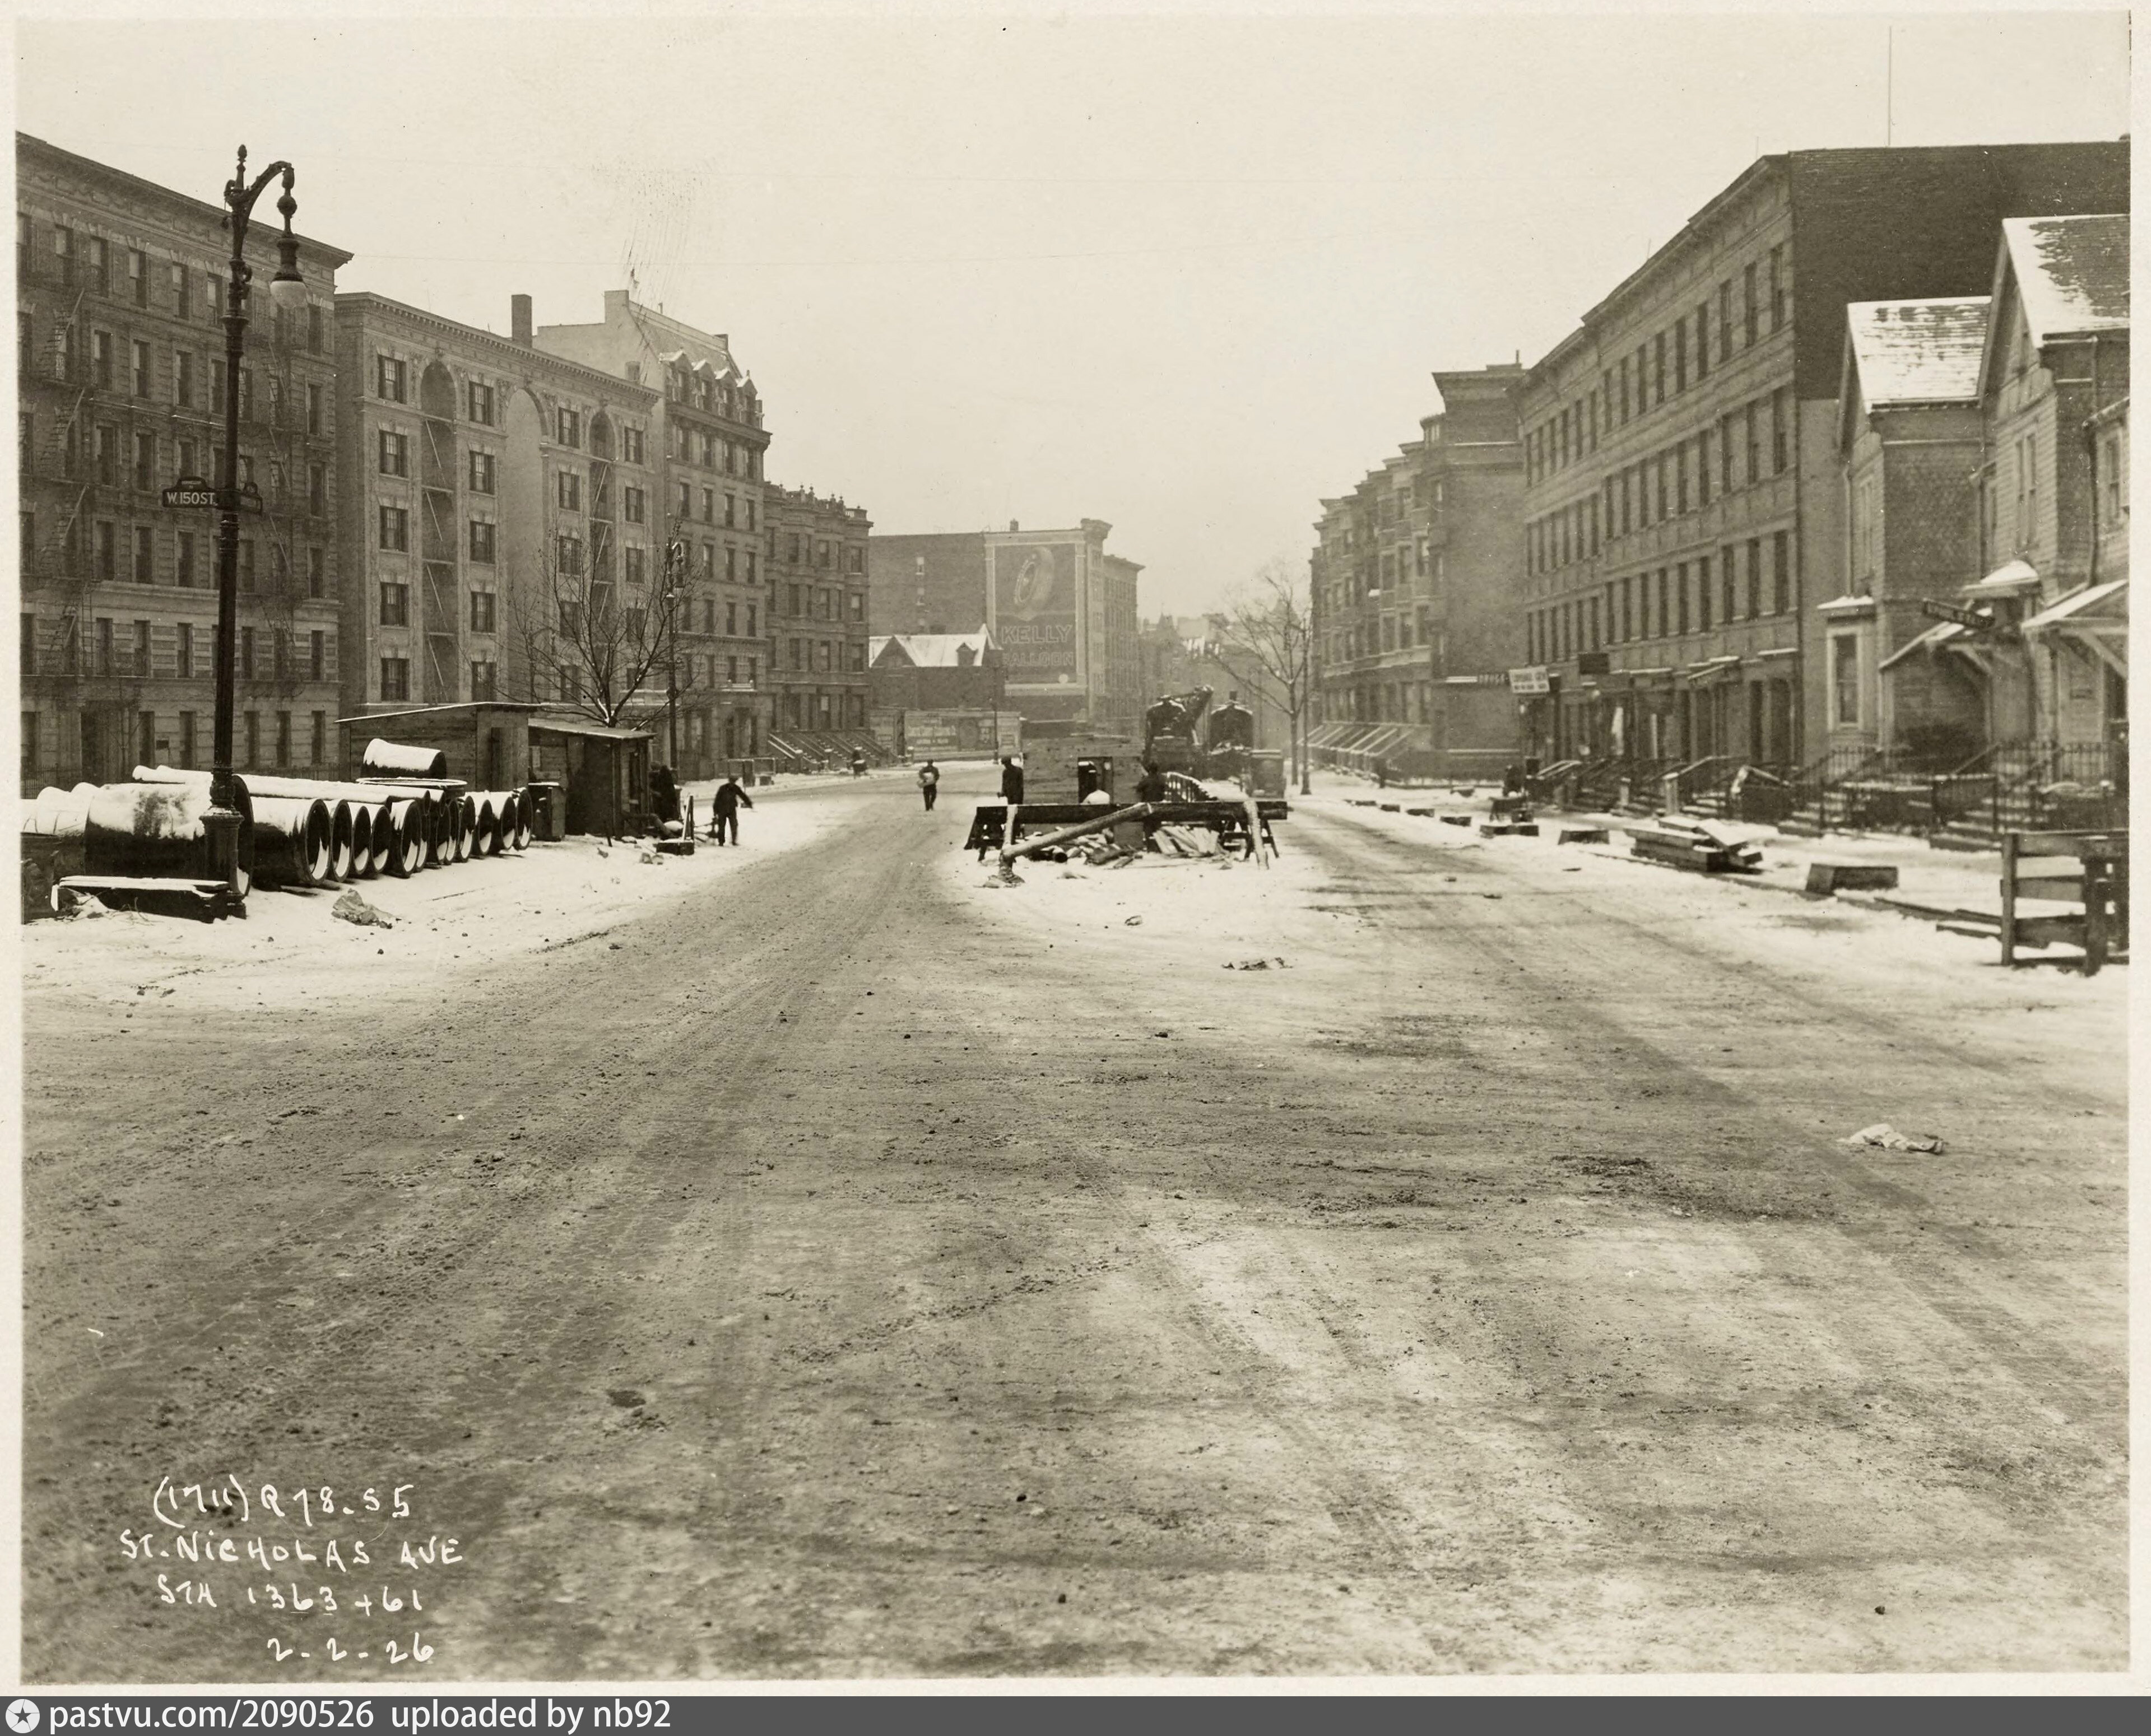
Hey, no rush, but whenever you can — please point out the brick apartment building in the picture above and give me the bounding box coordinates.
[764,483,873,742]
[534,292,773,774]
[17,132,350,791]
[332,293,658,736]
[1513,142,2128,775]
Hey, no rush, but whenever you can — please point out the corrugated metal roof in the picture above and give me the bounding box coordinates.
[2005,213,2130,343]
[1846,298,1990,405]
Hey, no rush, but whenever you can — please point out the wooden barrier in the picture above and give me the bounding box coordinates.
[2000,830,2128,975]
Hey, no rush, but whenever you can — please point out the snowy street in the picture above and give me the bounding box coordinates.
[20,764,2126,1680]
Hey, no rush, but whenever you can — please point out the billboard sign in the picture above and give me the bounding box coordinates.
[990,540,1081,688]
[904,709,1014,758]
[1508,665,1551,695]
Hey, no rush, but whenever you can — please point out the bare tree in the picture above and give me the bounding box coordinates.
[509,522,689,728]
[1209,556,1315,793]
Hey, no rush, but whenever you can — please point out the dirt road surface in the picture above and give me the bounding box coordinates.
[22,764,2126,1681]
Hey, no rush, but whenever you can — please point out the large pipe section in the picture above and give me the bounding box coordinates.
[359,738,449,779]
[326,801,355,882]
[384,800,428,877]
[78,779,255,896]
[250,796,335,888]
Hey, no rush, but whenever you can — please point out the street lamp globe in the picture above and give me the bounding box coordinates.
[268,269,308,315]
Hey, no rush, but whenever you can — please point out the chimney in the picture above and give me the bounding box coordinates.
[1008,519,1019,532]
[511,295,533,346]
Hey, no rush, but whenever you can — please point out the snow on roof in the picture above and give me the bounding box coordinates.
[871,627,996,668]
[1846,298,1990,404]
[2004,213,2129,343]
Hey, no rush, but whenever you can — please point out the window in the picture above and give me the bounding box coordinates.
[173,263,189,319]
[379,505,409,551]
[308,462,327,516]
[1696,556,1712,631]
[556,534,584,576]
[178,710,197,767]
[131,430,155,492]
[468,381,496,425]
[470,589,496,632]
[310,629,326,680]
[306,382,323,434]
[379,582,408,626]
[1769,243,1787,331]
[94,522,117,581]
[1743,262,1759,347]
[307,305,324,355]
[309,710,326,765]
[20,709,36,777]
[622,485,645,524]
[1771,389,1788,473]
[1832,633,1861,727]
[275,711,292,769]
[380,657,410,702]
[240,626,254,678]
[849,591,865,622]
[675,481,691,520]
[621,427,643,464]
[94,422,117,485]
[54,225,73,285]
[131,339,150,397]
[700,487,714,524]
[1744,404,1760,485]
[307,547,326,597]
[174,350,194,408]
[87,236,108,294]
[173,528,198,592]
[379,430,410,476]
[746,604,756,637]
[469,519,496,563]
[556,407,581,448]
[557,470,582,511]
[1674,320,1688,395]
[1772,530,1791,615]
[133,527,153,584]
[2017,433,2038,548]
[1745,537,1763,618]
[624,546,645,585]
[377,355,407,401]
[470,660,497,701]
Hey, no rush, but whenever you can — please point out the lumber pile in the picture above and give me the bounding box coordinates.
[1625,815,1763,874]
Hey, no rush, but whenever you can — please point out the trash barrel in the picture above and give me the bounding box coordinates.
[523,781,565,843]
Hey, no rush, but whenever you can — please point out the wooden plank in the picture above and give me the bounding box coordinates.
[2017,830,2127,859]
[2009,874,2084,901]
[2011,914,2086,948]
[2000,831,2018,967]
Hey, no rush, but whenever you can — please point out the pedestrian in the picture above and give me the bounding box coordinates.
[1502,763,1526,797]
[1000,753,1025,807]
[918,758,940,811]
[710,771,754,845]
[851,748,867,778]
[1135,756,1168,849]
[1374,756,1389,789]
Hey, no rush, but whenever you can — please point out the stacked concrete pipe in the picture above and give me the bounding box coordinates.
[250,795,335,888]
[81,778,256,895]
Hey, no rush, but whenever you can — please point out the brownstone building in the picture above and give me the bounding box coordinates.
[17,133,350,790]
[1514,142,2128,777]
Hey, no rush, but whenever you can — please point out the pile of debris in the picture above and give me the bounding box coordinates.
[1624,814,1763,874]
[1043,822,1223,871]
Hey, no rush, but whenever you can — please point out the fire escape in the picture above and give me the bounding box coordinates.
[420,370,459,703]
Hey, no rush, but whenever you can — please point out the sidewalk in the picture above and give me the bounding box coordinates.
[1302,773,2101,950]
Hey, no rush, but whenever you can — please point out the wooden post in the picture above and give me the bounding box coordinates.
[2083,851,2111,977]
[1999,831,2018,967]
[1244,793,1269,867]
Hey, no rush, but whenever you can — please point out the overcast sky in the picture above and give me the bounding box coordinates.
[13,7,2129,618]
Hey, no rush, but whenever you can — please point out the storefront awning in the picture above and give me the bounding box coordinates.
[1683,655,1741,685]
[2020,577,2127,634]
[1878,618,1966,671]
[1963,557,2041,598]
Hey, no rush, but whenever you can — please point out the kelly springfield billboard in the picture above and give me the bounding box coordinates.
[987,537,1085,694]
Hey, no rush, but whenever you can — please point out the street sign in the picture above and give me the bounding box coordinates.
[160,476,264,514]
[1576,650,1610,676]
[1508,665,1551,695]
[161,475,217,510]
[1919,598,1996,631]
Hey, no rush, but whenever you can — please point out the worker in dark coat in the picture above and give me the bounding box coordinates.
[710,773,754,846]
[1000,755,1025,806]
[1135,757,1168,849]
[918,759,940,811]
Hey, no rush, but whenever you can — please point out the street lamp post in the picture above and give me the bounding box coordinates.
[207,145,308,893]
[663,533,686,772]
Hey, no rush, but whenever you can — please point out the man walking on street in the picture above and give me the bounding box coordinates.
[710,772,754,845]
[918,759,940,811]
[1000,753,1025,807]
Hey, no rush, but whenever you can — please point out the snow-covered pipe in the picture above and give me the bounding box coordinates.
[24,783,94,837]
[368,804,397,877]
[251,795,334,888]
[82,779,254,896]
[508,790,531,850]
[346,804,374,878]
[384,799,428,877]
[325,800,355,882]
[360,738,448,779]
[456,793,480,862]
